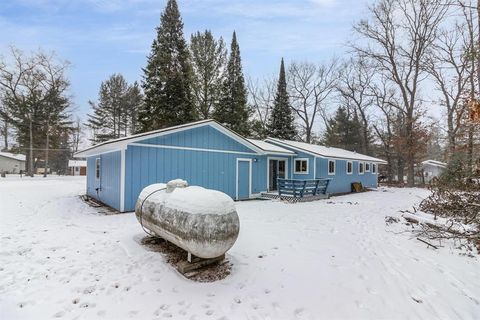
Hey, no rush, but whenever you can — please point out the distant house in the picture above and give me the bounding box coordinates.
[75,120,386,212]
[419,160,447,183]
[0,152,26,174]
[68,160,87,176]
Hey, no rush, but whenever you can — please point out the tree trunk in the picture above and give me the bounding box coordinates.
[43,116,50,178]
[3,117,7,150]
[28,117,34,177]
[397,157,404,184]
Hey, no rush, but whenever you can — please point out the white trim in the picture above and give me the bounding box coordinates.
[294,158,309,174]
[346,160,353,175]
[372,163,377,174]
[313,157,317,178]
[83,148,124,158]
[359,162,365,175]
[129,142,258,156]
[365,162,371,172]
[120,149,125,212]
[236,158,252,200]
[328,159,336,175]
[266,157,289,192]
[95,157,101,181]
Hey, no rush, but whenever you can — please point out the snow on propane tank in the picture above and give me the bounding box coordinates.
[135,179,240,259]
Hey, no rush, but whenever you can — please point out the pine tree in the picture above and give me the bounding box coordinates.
[190,30,226,119]
[87,74,142,144]
[267,58,296,140]
[139,0,195,132]
[323,106,362,152]
[214,31,251,136]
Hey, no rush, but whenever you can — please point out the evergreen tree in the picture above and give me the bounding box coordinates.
[87,74,142,144]
[139,0,195,132]
[267,58,296,140]
[190,30,226,119]
[323,106,362,152]
[125,81,143,134]
[214,31,251,136]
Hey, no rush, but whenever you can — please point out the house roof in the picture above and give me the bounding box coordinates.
[246,139,296,155]
[75,119,272,157]
[265,138,387,163]
[68,160,87,167]
[421,160,447,168]
[0,152,26,162]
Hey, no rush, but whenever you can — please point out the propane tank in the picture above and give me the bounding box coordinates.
[135,179,240,259]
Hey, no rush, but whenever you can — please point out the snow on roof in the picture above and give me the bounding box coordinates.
[421,160,447,168]
[266,138,387,163]
[68,160,87,167]
[0,152,26,162]
[246,139,295,155]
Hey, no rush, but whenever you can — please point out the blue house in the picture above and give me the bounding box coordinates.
[75,119,386,212]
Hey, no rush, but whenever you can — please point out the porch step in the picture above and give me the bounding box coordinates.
[259,192,329,203]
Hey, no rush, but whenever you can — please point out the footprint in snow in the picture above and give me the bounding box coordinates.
[79,302,95,308]
[205,309,214,316]
[294,308,310,319]
[53,311,65,318]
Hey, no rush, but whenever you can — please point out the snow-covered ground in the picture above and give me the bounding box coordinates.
[1,176,479,319]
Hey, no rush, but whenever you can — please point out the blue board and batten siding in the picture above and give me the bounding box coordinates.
[124,147,267,211]
[267,140,379,193]
[86,151,122,211]
[83,121,383,212]
[315,158,377,194]
[122,125,268,211]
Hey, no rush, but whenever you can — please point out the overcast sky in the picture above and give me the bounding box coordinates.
[0,0,372,120]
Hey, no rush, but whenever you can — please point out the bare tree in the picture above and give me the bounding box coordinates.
[337,58,375,154]
[0,99,9,150]
[426,22,472,160]
[247,76,276,138]
[71,116,83,155]
[37,51,71,177]
[353,0,450,186]
[0,47,38,176]
[288,60,339,143]
[0,47,71,176]
[457,0,480,172]
[370,80,401,181]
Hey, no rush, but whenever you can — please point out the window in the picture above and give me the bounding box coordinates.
[294,159,308,174]
[328,159,335,175]
[75,167,79,172]
[365,163,370,172]
[359,162,364,174]
[346,161,353,174]
[372,163,377,174]
[95,158,101,180]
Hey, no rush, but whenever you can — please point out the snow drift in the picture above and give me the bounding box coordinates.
[135,179,240,259]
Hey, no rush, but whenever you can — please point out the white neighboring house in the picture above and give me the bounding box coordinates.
[420,160,447,183]
[68,160,87,176]
[0,152,26,174]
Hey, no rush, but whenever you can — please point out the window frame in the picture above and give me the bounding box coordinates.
[359,162,364,175]
[372,163,377,174]
[346,161,353,175]
[328,159,336,175]
[294,158,309,174]
[95,158,101,180]
[365,162,370,172]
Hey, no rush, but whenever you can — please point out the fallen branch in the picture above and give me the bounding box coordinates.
[417,237,439,249]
